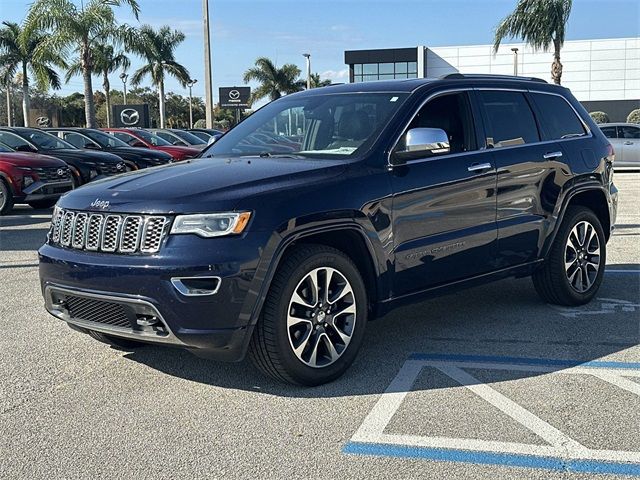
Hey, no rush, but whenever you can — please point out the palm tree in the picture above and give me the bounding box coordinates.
[494,0,572,85]
[0,22,65,127]
[310,73,332,88]
[243,57,304,103]
[129,25,190,128]
[26,0,140,128]
[66,44,129,127]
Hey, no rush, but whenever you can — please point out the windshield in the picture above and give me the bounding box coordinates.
[133,129,172,146]
[0,142,13,153]
[170,130,207,145]
[24,129,74,150]
[84,129,130,148]
[204,92,408,159]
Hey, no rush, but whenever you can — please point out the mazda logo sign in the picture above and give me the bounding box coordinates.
[36,116,50,127]
[229,89,240,100]
[57,168,66,176]
[120,108,139,126]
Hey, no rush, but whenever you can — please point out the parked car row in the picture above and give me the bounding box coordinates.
[0,126,212,215]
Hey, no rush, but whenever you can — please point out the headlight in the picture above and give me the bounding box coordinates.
[170,212,251,238]
[89,169,99,179]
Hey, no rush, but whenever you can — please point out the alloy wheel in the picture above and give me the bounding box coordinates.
[564,220,601,293]
[286,267,357,368]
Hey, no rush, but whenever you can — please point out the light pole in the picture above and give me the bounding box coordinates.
[203,0,214,128]
[120,72,128,105]
[511,47,519,76]
[302,53,311,89]
[187,79,197,128]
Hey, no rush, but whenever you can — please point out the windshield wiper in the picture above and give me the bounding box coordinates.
[258,151,301,158]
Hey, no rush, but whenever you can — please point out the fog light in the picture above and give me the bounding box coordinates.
[23,176,35,187]
[89,169,98,179]
[136,314,159,326]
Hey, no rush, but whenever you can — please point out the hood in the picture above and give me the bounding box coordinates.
[154,145,201,158]
[109,146,172,160]
[0,151,67,168]
[57,156,347,214]
[41,148,124,165]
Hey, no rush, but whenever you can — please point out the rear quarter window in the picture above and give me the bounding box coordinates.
[530,92,587,140]
[599,126,618,139]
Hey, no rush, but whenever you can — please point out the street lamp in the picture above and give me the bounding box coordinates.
[187,79,198,129]
[120,72,129,104]
[203,0,214,128]
[302,53,311,89]
[511,48,519,76]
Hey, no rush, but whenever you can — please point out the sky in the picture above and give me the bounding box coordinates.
[1,0,639,103]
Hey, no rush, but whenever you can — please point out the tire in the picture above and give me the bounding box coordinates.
[0,179,14,216]
[249,244,368,386]
[28,198,58,210]
[87,330,147,350]
[532,206,606,306]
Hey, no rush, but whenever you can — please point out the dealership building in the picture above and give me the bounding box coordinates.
[344,37,639,121]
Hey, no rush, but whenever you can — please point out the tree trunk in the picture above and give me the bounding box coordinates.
[22,62,30,127]
[103,71,111,128]
[551,40,563,85]
[81,40,97,128]
[158,81,166,128]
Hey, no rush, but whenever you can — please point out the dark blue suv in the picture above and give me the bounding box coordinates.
[39,75,617,385]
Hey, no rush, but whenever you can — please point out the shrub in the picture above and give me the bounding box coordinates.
[193,118,206,128]
[627,109,640,124]
[589,111,610,124]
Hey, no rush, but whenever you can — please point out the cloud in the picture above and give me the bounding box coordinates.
[321,69,349,81]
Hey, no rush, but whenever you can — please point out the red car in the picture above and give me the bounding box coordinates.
[0,142,73,215]
[102,128,199,161]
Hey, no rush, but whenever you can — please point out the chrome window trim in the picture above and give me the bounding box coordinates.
[387,86,593,168]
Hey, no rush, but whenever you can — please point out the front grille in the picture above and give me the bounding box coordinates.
[34,166,72,182]
[99,162,128,175]
[50,208,169,254]
[64,295,130,328]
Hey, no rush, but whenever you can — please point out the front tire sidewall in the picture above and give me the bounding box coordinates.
[0,179,14,216]
[556,209,606,304]
[274,251,367,385]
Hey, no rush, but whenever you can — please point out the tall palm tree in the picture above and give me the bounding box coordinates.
[243,57,304,103]
[494,0,572,85]
[26,0,140,128]
[309,73,332,88]
[66,44,129,127]
[0,21,65,127]
[129,25,190,128]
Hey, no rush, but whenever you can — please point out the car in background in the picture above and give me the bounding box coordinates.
[599,123,639,170]
[187,128,224,142]
[102,128,199,161]
[0,127,133,186]
[148,128,208,150]
[0,141,73,215]
[46,128,173,169]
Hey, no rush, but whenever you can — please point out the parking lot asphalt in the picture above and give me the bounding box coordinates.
[1,173,638,479]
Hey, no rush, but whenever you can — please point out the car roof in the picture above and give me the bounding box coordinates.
[599,123,639,127]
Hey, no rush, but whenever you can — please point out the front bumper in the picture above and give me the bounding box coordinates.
[20,180,73,202]
[38,231,273,361]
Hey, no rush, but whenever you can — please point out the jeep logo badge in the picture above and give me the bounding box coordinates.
[120,108,139,126]
[90,198,110,209]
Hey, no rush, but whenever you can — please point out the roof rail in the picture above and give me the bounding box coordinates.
[440,73,547,84]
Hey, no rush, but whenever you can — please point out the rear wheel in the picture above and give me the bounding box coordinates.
[0,179,14,216]
[87,330,147,350]
[28,199,58,210]
[249,244,367,386]
[532,206,606,306]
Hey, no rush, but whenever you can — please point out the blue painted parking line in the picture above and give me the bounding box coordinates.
[407,353,640,370]
[343,442,640,477]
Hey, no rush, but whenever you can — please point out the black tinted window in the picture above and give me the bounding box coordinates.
[480,91,540,148]
[620,126,640,139]
[600,126,617,139]
[531,93,586,140]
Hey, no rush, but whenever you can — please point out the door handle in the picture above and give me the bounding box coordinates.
[543,151,563,159]
[624,141,634,145]
[467,162,492,172]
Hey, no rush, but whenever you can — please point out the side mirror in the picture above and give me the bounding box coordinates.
[392,128,450,164]
[15,144,37,153]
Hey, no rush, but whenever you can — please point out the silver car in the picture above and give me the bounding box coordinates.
[599,123,640,170]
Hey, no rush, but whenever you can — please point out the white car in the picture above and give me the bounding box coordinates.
[599,123,640,170]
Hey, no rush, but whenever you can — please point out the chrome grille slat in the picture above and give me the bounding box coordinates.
[49,209,169,254]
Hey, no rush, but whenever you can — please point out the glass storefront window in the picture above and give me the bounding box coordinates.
[408,62,418,74]
[379,63,394,75]
[395,62,408,74]
[353,64,362,75]
[353,75,363,83]
[363,63,378,75]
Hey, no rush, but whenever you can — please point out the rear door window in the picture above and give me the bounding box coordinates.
[600,126,618,139]
[479,91,540,148]
[530,93,586,140]
[620,125,640,139]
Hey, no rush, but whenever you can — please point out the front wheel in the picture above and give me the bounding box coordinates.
[249,244,368,386]
[532,206,606,306]
[0,179,14,215]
